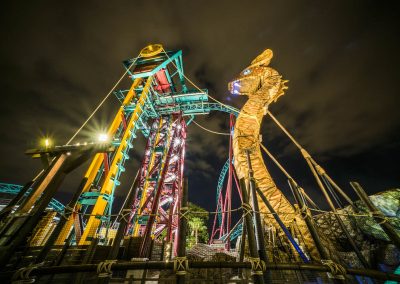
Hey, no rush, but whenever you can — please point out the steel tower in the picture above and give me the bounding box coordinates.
[53,44,210,253]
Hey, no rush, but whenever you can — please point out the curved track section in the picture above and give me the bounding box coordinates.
[0,183,65,214]
[215,159,230,225]
[158,102,239,117]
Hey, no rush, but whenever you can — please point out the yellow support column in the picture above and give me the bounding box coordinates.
[79,77,153,245]
[55,78,142,245]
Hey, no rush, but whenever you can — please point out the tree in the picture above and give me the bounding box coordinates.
[186,202,209,248]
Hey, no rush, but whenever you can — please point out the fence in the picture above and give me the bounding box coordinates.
[5,260,400,283]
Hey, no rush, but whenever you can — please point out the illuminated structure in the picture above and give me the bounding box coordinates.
[1,45,399,284]
[211,50,318,258]
[0,44,218,265]
[127,114,186,257]
[226,49,322,259]
[0,44,240,264]
[50,45,212,255]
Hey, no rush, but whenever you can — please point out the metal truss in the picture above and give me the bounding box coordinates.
[0,183,65,214]
[126,113,186,257]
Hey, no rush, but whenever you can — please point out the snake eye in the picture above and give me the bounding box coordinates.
[243,69,251,75]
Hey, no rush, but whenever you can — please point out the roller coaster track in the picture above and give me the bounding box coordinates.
[156,102,239,118]
[0,183,65,214]
[0,101,239,240]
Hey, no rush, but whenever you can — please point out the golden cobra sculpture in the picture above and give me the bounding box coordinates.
[228,49,324,260]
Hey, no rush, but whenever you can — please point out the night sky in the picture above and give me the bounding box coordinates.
[0,1,399,217]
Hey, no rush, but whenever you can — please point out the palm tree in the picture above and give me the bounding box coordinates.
[189,217,203,244]
[186,202,209,248]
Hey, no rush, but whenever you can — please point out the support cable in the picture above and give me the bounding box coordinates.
[56,199,395,219]
[321,175,343,208]
[266,112,302,149]
[65,51,142,145]
[258,142,313,209]
[112,171,139,228]
[161,48,259,124]
[192,120,230,136]
[266,111,354,206]
[259,143,294,181]
[302,150,372,268]
[300,188,320,210]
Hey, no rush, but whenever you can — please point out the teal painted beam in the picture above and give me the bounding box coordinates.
[0,183,65,213]
[128,50,183,80]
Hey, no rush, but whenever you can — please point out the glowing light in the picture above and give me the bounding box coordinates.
[177,125,182,130]
[170,155,178,163]
[66,152,71,156]
[233,82,241,87]
[233,89,239,94]
[44,138,51,148]
[174,138,181,146]
[98,133,109,142]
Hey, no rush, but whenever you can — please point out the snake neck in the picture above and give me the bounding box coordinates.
[234,74,282,150]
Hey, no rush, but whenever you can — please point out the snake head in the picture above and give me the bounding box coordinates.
[228,49,288,103]
[228,66,263,96]
[228,49,274,97]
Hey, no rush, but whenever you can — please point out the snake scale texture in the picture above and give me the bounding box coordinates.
[228,49,329,260]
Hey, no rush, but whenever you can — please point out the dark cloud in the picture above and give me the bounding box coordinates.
[0,0,399,213]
